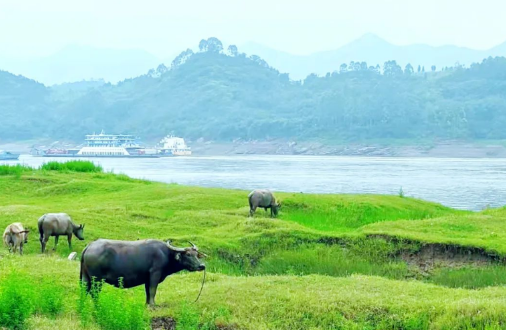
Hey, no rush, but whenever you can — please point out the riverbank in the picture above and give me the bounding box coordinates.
[5,139,506,158]
[2,164,506,329]
[191,140,506,158]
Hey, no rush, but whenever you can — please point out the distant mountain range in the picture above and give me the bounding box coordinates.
[240,33,506,80]
[1,34,506,85]
[0,45,169,85]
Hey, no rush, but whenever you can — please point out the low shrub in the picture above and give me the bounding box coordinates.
[77,279,150,330]
[0,271,35,329]
[36,278,65,317]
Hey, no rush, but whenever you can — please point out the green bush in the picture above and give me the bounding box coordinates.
[0,271,35,329]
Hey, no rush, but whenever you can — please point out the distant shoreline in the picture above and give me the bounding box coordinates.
[190,140,506,158]
[3,139,506,158]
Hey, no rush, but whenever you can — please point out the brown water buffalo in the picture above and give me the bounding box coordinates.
[2,222,29,255]
[38,213,85,253]
[248,189,281,217]
[80,239,206,305]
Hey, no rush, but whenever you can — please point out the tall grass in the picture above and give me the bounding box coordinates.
[254,244,409,279]
[77,279,150,330]
[40,161,103,173]
[428,266,506,289]
[36,278,66,318]
[281,196,458,232]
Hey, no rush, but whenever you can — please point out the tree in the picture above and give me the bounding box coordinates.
[206,37,223,53]
[304,73,318,85]
[417,65,421,73]
[198,39,208,52]
[249,55,269,68]
[404,63,414,75]
[431,65,436,72]
[227,45,239,57]
[156,64,168,75]
[171,49,194,68]
[383,60,403,77]
[339,63,348,73]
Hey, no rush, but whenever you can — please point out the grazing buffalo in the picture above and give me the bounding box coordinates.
[2,222,29,255]
[248,189,281,217]
[38,213,85,253]
[80,239,206,305]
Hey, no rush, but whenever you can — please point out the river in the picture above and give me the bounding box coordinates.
[4,155,506,211]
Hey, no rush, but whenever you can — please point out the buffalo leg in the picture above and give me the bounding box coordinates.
[146,271,162,305]
[67,234,72,250]
[19,242,23,255]
[53,236,59,250]
[42,235,50,253]
[249,206,257,217]
[80,271,92,294]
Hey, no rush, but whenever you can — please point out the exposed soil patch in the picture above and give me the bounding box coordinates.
[401,244,497,276]
[151,317,238,330]
[151,317,176,330]
[23,177,52,183]
[367,234,504,275]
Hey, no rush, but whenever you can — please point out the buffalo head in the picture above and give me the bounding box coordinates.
[74,224,85,240]
[167,240,206,271]
[20,230,30,244]
[272,201,282,216]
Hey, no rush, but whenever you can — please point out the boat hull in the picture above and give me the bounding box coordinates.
[0,154,20,161]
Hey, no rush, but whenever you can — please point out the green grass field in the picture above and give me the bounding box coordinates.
[2,161,506,329]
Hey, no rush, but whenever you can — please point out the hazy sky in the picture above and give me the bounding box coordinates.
[1,0,505,58]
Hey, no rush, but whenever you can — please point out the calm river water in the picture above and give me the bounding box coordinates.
[5,155,506,211]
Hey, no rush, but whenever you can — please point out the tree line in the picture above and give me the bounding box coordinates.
[1,37,506,143]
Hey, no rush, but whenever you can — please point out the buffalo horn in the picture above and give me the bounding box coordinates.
[166,240,186,252]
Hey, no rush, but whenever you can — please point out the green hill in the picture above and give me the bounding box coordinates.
[2,163,506,329]
[2,38,506,144]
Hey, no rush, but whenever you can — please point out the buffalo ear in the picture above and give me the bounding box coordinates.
[198,252,208,258]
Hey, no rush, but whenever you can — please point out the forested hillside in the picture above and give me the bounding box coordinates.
[1,37,506,143]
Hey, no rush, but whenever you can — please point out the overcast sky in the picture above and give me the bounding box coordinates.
[1,0,505,58]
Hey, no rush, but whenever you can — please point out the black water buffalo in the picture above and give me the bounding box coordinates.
[80,239,206,305]
[248,189,281,217]
[38,213,85,253]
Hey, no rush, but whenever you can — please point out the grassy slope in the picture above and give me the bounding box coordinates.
[362,209,506,254]
[1,168,506,329]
